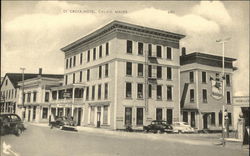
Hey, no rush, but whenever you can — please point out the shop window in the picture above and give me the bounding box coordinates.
[126,82,132,98]
[167,47,172,59]
[138,64,143,77]
[138,42,143,55]
[125,107,132,125]
[136,108,143,125]
[42,108,48,119]
[127,40,132,54]
[137,83,143,99]
[126,62,132,76]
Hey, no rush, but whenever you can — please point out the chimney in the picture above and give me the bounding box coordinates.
[38,68,42,77]
[181,47,186,56]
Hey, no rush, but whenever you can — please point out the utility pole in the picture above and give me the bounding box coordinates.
[216,37,231,146]
[20,67,25,121]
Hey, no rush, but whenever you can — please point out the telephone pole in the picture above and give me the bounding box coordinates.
[20,67,25,121]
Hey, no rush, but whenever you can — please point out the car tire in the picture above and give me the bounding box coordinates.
[15,128,22,136]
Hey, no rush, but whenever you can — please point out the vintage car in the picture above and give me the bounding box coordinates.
[172,122,195,133]
[50,116,77,130]
[143,120,173,133]
[0,113,25,136]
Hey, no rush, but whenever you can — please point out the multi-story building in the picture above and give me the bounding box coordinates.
[0,72,47,114]
[16,69,63,122]
[180,51,237,130]
[51,20,185,129]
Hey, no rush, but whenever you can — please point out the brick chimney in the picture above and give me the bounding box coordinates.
[181,47,186,56]
[38,68,42,77]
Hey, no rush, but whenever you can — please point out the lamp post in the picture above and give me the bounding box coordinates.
[216,37,231,146]
[20,67,25,121]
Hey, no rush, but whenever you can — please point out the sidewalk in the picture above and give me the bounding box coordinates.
[27,122,247,150]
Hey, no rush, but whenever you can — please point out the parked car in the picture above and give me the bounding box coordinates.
[143,120,173,133]
[50,116,76,130]
[0,113,25,136]
[172,122,195,133]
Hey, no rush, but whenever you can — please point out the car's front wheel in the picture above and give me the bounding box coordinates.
[15,128,22,136]
[59,125,64,130]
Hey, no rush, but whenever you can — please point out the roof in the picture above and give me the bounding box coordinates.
[180,52,237,69]
[61,20,185,52]
[1,73,63,88]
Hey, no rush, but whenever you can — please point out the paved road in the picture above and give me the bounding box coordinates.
[1,124,248,156]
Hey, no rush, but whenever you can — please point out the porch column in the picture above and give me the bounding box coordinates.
[72,87,75,117]
[101,106,104,125]
[108,106,111,125]
[63,107,66,116]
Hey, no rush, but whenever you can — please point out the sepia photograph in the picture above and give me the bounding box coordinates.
[1,1,249,156]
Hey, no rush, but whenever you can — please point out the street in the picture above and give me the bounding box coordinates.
[1,124,248,156]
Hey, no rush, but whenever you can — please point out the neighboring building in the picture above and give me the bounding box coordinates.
[0,73,44,114]
[51,20,185,129]
[15,69,63,123]
[233,96,249,130]
[180,51,237,130]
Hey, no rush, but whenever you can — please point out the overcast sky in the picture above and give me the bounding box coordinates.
[1,1,249,96]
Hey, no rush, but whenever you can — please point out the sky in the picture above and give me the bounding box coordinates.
[1,1,249,96]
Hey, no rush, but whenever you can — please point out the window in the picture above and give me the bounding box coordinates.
[167,86,172,100]
[211,112,215,125]
[202,89,207,103]
[137,83,143,99]
[126,62,132,76]
[228,112,232,125]
[138,64,143,77]
[103,106,108,124]
[219,111,222,126]
[70,58,72,68]
[148,84,152,98]
[138,42,143,55]
[79,71,82,82]
[157,66,162,79]
[92,86,95,100]
[167,109,173,124]
[73,56,76,67]
[156,108,162,120]
[33,106,36,120]
[106,42,109,55]
[104,83,108,99]
[65,75,68,85]
[66,59,69,69]
[190,89,194,102]
[33,92,37,102]
[156,45,162,58]
[202,72,206,83]
[167,67,172,80]
[5,79,8,86]
[190,71,194,83]
[86,87,89,101]
[105,64,109,77]
[87,69,90,81]
[125,107,132,125]
[166,47,172,59]
[73,73,75,83]
[127,40,132,53]
[99,45,102,58]
[42,108,48,119]
[45,92,49,102]
[183,111,188,122]
[52,91,57,100]
[227,91,231,104]
[27,93,31,103]
[157,85,162,100]
[58,90,64,99]
[148,44,152,56]
[80,53,83,64]
[126,82,132,98]
[87,50,90,62]
[99,66,102,79]
[93,48,96,60]
[98,84,101,100]
[136,108,143,125]
[226,74,230,86]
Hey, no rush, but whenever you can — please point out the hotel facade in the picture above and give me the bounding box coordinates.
[50,21,185,129]
[180,52,236,130]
